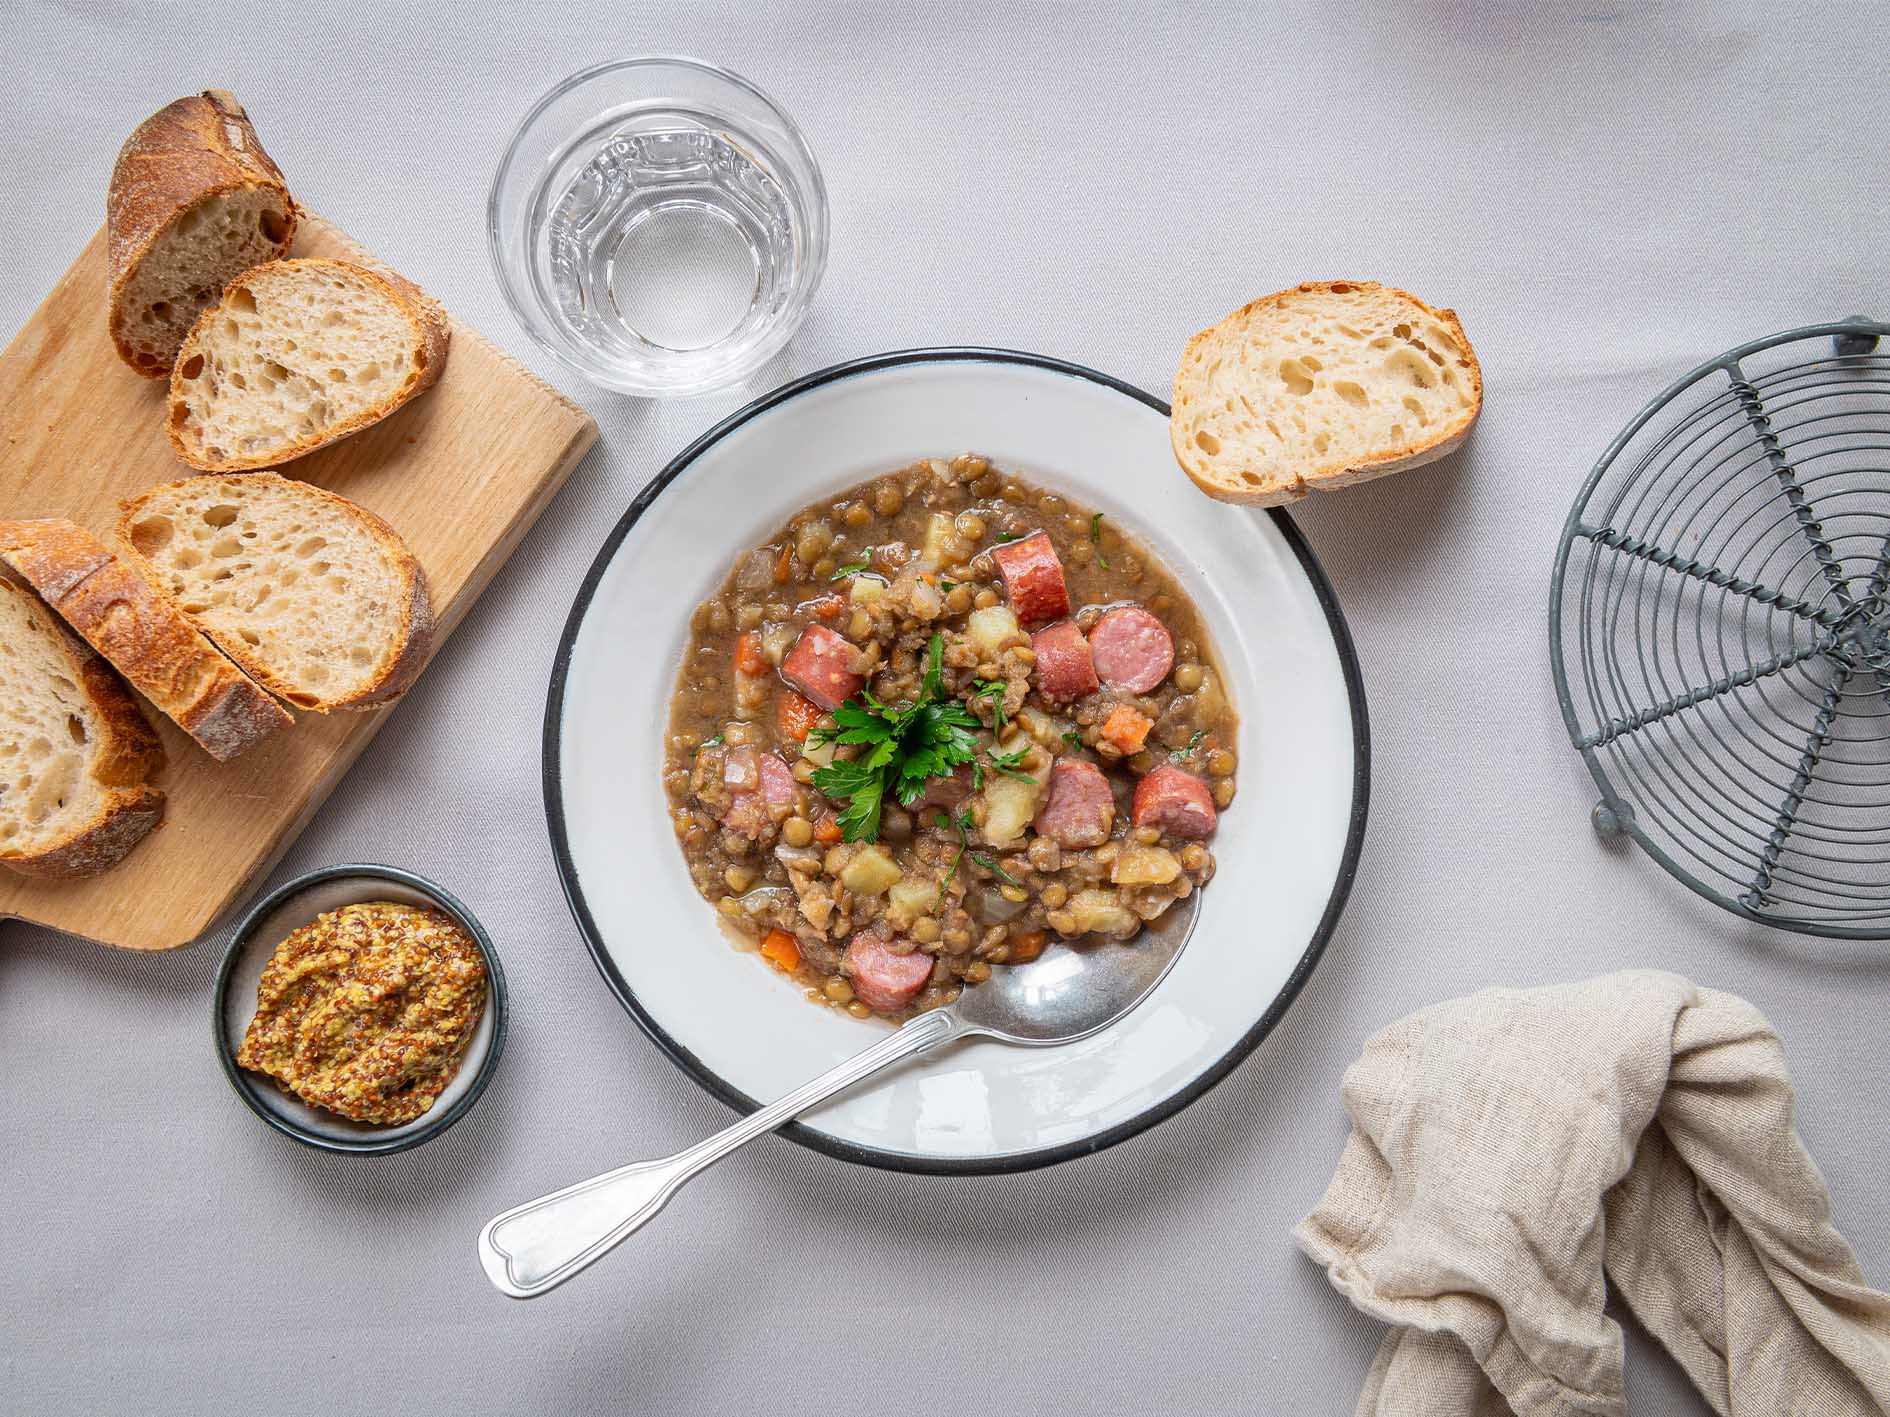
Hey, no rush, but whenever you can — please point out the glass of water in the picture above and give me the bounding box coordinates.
[489,57,828,397]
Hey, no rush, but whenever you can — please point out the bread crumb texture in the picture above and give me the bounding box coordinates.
[0,581,160,871]
[124,475,417,710]
[114,188,292,376]
[1172,281,1480,505]
[171,260,431,466]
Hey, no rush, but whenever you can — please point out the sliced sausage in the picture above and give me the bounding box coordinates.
[780,622,864,711]
[723,751,796,837]
[845,929,934,1013]
[756,751,796,809]
[1131,764,1217,839]
[1032,759,1115,848]
[1088,605,1174,694]
[1031,620,1099,703]
[990,531,1070,626]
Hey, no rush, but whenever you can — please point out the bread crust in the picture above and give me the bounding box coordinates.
[115,473,434,712]
[106,90,296,378]
[166,258,452,471]
[0,583,166,879]
[1170,280,1483,508]
[0,519,291,761]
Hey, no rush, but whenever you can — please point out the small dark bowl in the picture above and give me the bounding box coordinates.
[213,864,509,1156]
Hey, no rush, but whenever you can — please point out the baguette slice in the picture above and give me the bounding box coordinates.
[1171,281,1482,507]
[0,520,290,761]
[117,474,432,712]
[107,90,296,378]
[167,258,450,471]
[0,578,165,877]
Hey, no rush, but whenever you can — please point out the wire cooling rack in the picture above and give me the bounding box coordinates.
[1550,319,1890,938]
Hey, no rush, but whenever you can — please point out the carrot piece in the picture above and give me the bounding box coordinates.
[777,689,822,742]
[1100,704,1153,755]
[812,815,843,845]
[773,543,793,584]
[1009,929,1048,963]
[760,928,801,972]
[809,595,845,621]
[733,631,769,677]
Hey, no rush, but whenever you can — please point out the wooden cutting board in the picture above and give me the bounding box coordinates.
[0,215,597,950]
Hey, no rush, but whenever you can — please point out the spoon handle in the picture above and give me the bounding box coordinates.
[478,1008,961,1297]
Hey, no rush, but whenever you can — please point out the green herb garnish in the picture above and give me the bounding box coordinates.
[696,733,724,753]
[970,677,1009,731]
[971,852,1018,886]
[1171,730,1207,761]
[992,529,1022,544]
[809,633,979,841]
[830,548,876,580]
[941,578,959,592]
[986,743,1037,783]
[935,808,975,905]
[1090,512,1110,569]
[1061,729,1084,751]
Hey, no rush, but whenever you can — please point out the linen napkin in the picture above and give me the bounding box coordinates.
[1293,971,1890,1416]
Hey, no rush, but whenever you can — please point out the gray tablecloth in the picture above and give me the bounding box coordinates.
[6,4,1886,1413]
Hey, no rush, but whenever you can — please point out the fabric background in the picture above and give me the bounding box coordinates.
[3,3,1886,1413]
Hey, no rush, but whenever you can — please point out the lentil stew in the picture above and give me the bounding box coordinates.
[662,455,1238,1020]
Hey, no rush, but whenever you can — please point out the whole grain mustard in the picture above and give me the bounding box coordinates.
[236,901,487,1125]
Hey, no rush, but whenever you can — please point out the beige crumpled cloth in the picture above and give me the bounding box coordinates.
[1294,971,1890,1416]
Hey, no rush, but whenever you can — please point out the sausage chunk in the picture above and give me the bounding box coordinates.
[845,929,934,1013]
[1131,764,1217,839]
[1031,620,1099,703]
[780,623,864,711]
[990,531,1070,626]
[1032,759,1115,848]
[1088,605,1175,694]
[722,751,797,838]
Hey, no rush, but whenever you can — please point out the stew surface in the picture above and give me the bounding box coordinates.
[662,455,1239,1020]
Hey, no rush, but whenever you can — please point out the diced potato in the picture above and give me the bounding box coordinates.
[919,512,955,568]
[760,621,797,665]
[888,878,937,919]
[1016,705,1063,746]
[801,736,836,767]
[982,771,1043,847]
[840,844,902,896]
[1111,845,1181,886]
[850,574,887,605]
[823,844,851,876]
[1067,888,1138,937]
[966,605,1020,656]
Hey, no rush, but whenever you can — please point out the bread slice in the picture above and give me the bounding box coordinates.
[107,90,296,378]
[117,473,432,712]
[0,520,290,761]
[0,578,165,877]
[1171,281,1482,507]
[167,258,450,471]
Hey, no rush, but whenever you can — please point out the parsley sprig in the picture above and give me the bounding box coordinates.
[986,743,1037,783]
[970,677,1008,731]
[1090,512,1110,569]
[935,808,975,904]
[809,633,979,841]
[1171,729,1207,761]
[830,548,876,580]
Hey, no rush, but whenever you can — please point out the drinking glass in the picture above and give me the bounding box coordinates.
[489,57,828,397]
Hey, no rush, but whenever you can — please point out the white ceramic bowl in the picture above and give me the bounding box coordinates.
[546,350,1367,1172]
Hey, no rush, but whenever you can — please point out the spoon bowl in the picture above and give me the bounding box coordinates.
[478,893,1198,1298]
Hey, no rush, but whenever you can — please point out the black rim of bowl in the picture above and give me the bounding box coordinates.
[543,347,1372,1175]
[212,863,510,1156]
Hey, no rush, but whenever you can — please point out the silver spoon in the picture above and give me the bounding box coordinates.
[477,894,1197,1298]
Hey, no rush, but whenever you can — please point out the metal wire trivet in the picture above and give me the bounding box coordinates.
[1550,319,1890,937]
